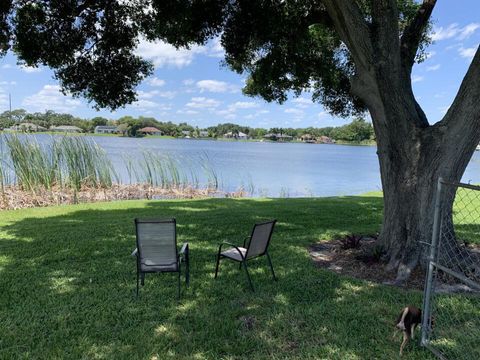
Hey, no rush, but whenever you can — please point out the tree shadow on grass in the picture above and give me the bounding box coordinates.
[0,197,437,359]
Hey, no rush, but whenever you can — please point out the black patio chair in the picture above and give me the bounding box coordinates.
[131,218,189,298]
[214,220,277,291]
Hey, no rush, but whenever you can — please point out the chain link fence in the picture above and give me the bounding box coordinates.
[421,178,480,360]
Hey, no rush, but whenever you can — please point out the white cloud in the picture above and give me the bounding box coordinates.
[214,109,231,116]
[228,101,259,110]
[285,108,305,122]
[136,39,206,68]
[19,65,42,73]
[432,23,480,41]
[242,109,270,120]
[0,89,8,107]
[412,75,424,83]
[157,91,176,99]
[458,23,480,40]
[292,97,313,108]
[186,97,221,109]
[459,46,477,59]
[138,90,159,99]
[130,90,173,111]
[196,80,238,93]
[318,111,329,119]
[432,23,460,41]
[1,64,12,69]
[22,85,81,112]
[183,79,195,86]
[147,77,166,87]
[177,109,199,115]
[0,81,16,85]
[132,99,159,109]
[208,37,225,58]
[426,64,441,71]
[137,89,176,101]
[214,102,262,120]
[285,108,304,115]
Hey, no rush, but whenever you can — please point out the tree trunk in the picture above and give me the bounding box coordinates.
[373,108,479,283]
[377,139,443,282]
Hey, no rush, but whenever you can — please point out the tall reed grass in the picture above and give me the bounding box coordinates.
[1,134,220,198]
[2,134,116,193]
[123,150,218,190]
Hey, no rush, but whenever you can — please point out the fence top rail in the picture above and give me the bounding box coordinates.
[439,179,480,192]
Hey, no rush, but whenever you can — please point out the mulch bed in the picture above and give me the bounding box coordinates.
[308,237,427,290]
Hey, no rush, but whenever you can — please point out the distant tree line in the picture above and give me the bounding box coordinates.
[0,109,374,142]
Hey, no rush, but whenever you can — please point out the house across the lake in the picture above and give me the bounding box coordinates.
[317,135,335,144]
[223,131,248,140]
[264,133,293,142]
[224,131,248,140]
[300,134,315,143]
[8,123,47,132]
[181,130,191,137]
[50,125,83,133]
[138,127,162,136]
[94,125,119,134]
[198,130,209,138]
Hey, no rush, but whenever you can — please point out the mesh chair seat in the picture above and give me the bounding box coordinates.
[140,260,178,272]
[221,247,247,261]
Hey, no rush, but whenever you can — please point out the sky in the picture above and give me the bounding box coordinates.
[0,1,478,129]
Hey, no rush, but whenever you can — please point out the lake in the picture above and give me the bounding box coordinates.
[65,136,480,197]
[6,134,480,197]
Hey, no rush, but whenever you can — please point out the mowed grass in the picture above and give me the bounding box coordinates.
[0,195,474,359]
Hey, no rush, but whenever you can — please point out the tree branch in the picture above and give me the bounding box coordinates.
[322,0,373,72]
[400,0,437,72]
[76,0,99,15]
[370,0,402,74]
[439,46,480,136]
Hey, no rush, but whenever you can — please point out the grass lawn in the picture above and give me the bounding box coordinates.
[0,195,467,359]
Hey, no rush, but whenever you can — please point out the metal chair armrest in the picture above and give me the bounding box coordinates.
[179,242,189,255]
[218,241,246,260]
[178,243,190,286]
[131,248,138,257]
[178,243,189,263]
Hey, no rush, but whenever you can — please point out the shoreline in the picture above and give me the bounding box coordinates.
[0,131,376,146]
[0,184,248,211]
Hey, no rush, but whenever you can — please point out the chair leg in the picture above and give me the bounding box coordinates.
[266,252,277,281]
[178,270,181,299]
[140,272,145,286]
[242,260,254,292]
[136,270,140,298]
[214,252,221,279]
[186,257,190,287]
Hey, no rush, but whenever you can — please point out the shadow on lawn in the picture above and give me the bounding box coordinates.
[0,197,435,359]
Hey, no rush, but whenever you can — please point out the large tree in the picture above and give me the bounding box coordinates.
[2,1,479,281]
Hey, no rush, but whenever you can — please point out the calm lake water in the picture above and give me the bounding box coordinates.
[6,134,480,197]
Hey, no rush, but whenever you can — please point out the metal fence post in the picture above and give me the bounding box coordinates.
[421,177,443,346]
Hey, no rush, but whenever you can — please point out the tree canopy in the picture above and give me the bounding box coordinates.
[1,1,430,114]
